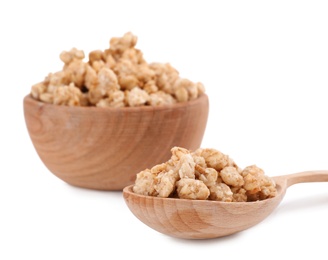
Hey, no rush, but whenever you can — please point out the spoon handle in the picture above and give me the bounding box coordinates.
[276,170,328,188]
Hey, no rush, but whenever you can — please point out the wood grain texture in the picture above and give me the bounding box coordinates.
[23,94,209,190]
[123,170,328,239]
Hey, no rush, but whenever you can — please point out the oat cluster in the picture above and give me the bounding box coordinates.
[30,32,205,107]
[133,147,277,202]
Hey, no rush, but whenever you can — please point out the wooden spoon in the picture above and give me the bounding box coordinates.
[123,170,328,239]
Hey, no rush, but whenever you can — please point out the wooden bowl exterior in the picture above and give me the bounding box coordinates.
[23,94,209,190]
[123,184,285,239]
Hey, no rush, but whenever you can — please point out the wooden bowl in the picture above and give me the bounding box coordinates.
[23,94,209,190]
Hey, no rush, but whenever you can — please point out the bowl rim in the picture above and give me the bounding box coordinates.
[24,93,208,112]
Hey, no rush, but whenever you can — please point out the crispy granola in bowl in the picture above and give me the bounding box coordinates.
[24,32,209,190]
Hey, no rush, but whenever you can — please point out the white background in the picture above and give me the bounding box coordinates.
[1,0,328,259]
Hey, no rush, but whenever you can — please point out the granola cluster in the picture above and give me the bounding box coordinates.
[133,147,277,202]
[30,32,205,107]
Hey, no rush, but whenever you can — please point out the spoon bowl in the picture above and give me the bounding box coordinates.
[123,170,328,239]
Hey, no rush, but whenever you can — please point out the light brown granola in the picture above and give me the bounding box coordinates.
[30,32,205,107]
